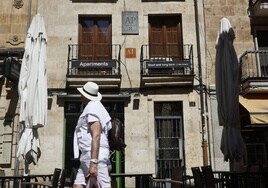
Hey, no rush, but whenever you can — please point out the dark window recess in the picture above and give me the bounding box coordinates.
[242,129,268,166]
[256,30,268,47]
[256,30,268,77]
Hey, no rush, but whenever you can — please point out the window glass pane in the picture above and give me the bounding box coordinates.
[84,20,94,29]
[97,20,109,30]
[154,102,182,116]
[97,20,110,43]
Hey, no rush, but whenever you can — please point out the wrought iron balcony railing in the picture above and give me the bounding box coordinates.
[67,44,121,76]
[239,50,268,81]
[140,44,194,76]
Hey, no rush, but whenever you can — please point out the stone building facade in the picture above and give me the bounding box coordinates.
[1,0,267,187]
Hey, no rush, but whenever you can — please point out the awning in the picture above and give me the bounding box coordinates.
[239,96,268,124]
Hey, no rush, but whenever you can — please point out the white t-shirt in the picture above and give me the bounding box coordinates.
[74,101,112,156]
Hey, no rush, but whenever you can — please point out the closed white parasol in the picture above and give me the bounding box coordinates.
[17,13,47,170]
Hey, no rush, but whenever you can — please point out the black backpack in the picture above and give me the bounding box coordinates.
[108,118,126,151]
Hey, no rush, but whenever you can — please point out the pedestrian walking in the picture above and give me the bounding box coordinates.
[73,81,112,188]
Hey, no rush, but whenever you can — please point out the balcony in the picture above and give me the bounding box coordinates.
[239,50,268,94]
[140,44,194,88]
[66,44,121,89]
[248,0,268,16]
[248,0,268,25]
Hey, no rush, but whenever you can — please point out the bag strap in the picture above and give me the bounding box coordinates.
[86,177,102,188]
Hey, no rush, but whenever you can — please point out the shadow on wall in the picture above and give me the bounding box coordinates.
[4,79,19,127]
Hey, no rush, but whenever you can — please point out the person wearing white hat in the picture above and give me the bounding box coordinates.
[73,81,112,188]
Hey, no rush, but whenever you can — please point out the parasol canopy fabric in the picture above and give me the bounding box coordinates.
[215,17,245,161]
[17,13,47,165]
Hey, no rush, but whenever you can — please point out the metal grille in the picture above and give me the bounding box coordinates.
[155,116,183,178]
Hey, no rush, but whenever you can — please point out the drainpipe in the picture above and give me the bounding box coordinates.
[194,0,208,166]
[27,0,32,30]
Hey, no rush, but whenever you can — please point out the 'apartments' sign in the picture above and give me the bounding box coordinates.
[71,60,116,68]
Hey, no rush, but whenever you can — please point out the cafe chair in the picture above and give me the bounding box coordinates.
[201,166,224,188]
[191,167,204,188]
[64,168,77,187]
[170,166,194,188]
[58,169,67,188]
[22,168,62,188]
[171,166,184,188]
[0,169,10,188]
[151,167,168,188]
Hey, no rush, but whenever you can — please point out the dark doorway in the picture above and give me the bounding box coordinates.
[64,101,125,177]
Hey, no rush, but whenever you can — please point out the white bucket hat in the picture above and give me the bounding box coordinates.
[77,82,102,101]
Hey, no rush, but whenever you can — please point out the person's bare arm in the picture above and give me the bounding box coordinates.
[87,121,101,178]
[90,121,101,159]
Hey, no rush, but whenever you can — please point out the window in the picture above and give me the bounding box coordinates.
[79,16,112,60]
[246,143,267,165]
[256,30,268,77]
[242,129,268,166]
[149,15,183,60]
[154,102,184,178]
